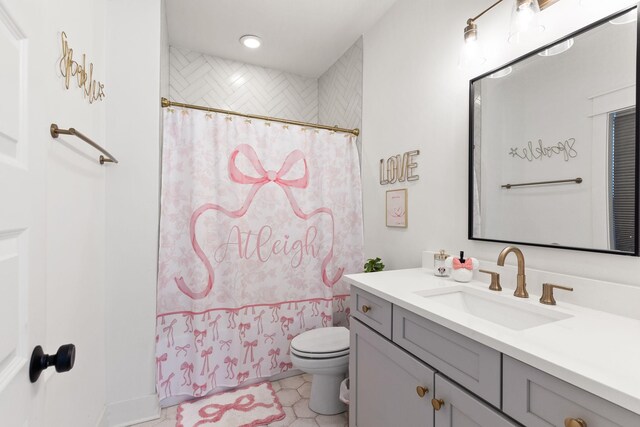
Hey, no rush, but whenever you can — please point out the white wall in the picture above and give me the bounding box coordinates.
[104,0,162,424]
[169,47,319,122]
[40,0,108,424]
[362,0,640,287]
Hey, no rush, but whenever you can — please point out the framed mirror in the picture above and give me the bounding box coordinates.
[469,6,639,255]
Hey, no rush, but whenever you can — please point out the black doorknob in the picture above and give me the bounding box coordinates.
[29,344,76,383]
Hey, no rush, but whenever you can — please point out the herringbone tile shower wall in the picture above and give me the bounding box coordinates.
[318,37,363,138]
[169,47,319,123]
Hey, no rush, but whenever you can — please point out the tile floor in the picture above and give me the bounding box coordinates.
[132,374,348,427]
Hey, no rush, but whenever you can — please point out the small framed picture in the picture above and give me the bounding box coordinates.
[386,189,408,227]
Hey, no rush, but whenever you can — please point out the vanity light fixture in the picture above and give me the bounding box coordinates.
[461,0,560,68]
[239,35,262,49]
[459,0,502,68]
[508,0,545,44]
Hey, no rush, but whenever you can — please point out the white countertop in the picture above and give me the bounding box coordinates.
[344,268,640,415]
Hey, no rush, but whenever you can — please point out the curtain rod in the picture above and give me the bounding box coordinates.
[160,98,360,136]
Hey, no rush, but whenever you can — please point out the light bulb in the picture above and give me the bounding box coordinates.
[508,0,544,44]
[460,37,486,69]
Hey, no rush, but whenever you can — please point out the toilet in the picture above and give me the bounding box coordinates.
[290,326,350,415]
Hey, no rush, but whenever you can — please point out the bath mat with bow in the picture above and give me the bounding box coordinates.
[176,381,285,427]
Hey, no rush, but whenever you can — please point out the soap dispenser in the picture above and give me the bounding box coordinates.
[445,251,479,282]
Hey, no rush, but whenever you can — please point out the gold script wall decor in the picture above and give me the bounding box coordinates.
[379,150,420,185]
[59,32,105,104]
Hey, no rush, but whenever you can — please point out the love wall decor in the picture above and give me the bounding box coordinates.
[379,150,420,185]
[58,31,105,104]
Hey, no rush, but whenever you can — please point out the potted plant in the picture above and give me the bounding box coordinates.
[363,257,385,273]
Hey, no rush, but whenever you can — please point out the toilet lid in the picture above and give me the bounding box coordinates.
[290,327,349,355]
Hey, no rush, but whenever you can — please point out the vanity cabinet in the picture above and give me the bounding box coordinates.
[349,285,640,427]
[350,305,518,427]
[433,374,517,427]
[503,356,640,427]
[350,317,435,427]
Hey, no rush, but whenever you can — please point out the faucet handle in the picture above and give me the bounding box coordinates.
[540,283,573,305]
[479,269,502,291]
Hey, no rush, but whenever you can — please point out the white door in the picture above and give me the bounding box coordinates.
[0,0,47,425]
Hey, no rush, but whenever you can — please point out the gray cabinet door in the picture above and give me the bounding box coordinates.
[350,317,435,427]
[503,356,640,427]
[393,306,502,407]
[434,374,519,427]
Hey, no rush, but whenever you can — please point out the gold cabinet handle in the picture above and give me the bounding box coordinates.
[431,398,444,411]
[416,386,428,398]
[564,418,587,427]
[361,305,371,313]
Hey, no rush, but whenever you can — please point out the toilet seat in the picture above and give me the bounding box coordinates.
[290,327,349,359]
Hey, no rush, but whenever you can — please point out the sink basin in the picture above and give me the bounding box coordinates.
[416,287,572,330]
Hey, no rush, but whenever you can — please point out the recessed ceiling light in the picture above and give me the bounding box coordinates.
[610,10,637,25]
[488,66,513,79]
[240,35,261,49]
[538,38,574,57]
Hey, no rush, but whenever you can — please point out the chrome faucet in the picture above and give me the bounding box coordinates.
[496,246,528,298]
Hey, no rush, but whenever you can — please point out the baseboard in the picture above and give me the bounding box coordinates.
[105,393,161,427]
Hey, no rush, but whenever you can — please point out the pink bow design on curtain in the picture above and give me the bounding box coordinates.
[238,322,251,340]
[279,361,293,372]
[237,371,250,383]
[453,258,474,270]
[163,318,176,348]
[200,394,273,423]
[224,356,238,379]
[161,372,175,397]
[175,344,191,357]
[253,357,264,377]
[209,314,222,341]
[321,312,332,327]
[200,346,214,375]
[174,144,344,300]
[194,329,207,352]
[181,362,194,386]
[156,353,168,380]
[269,348,280,369]
[243,340,258,364]
[192,382,207,397]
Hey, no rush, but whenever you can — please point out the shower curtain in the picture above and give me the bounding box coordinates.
[155,107,363,401]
